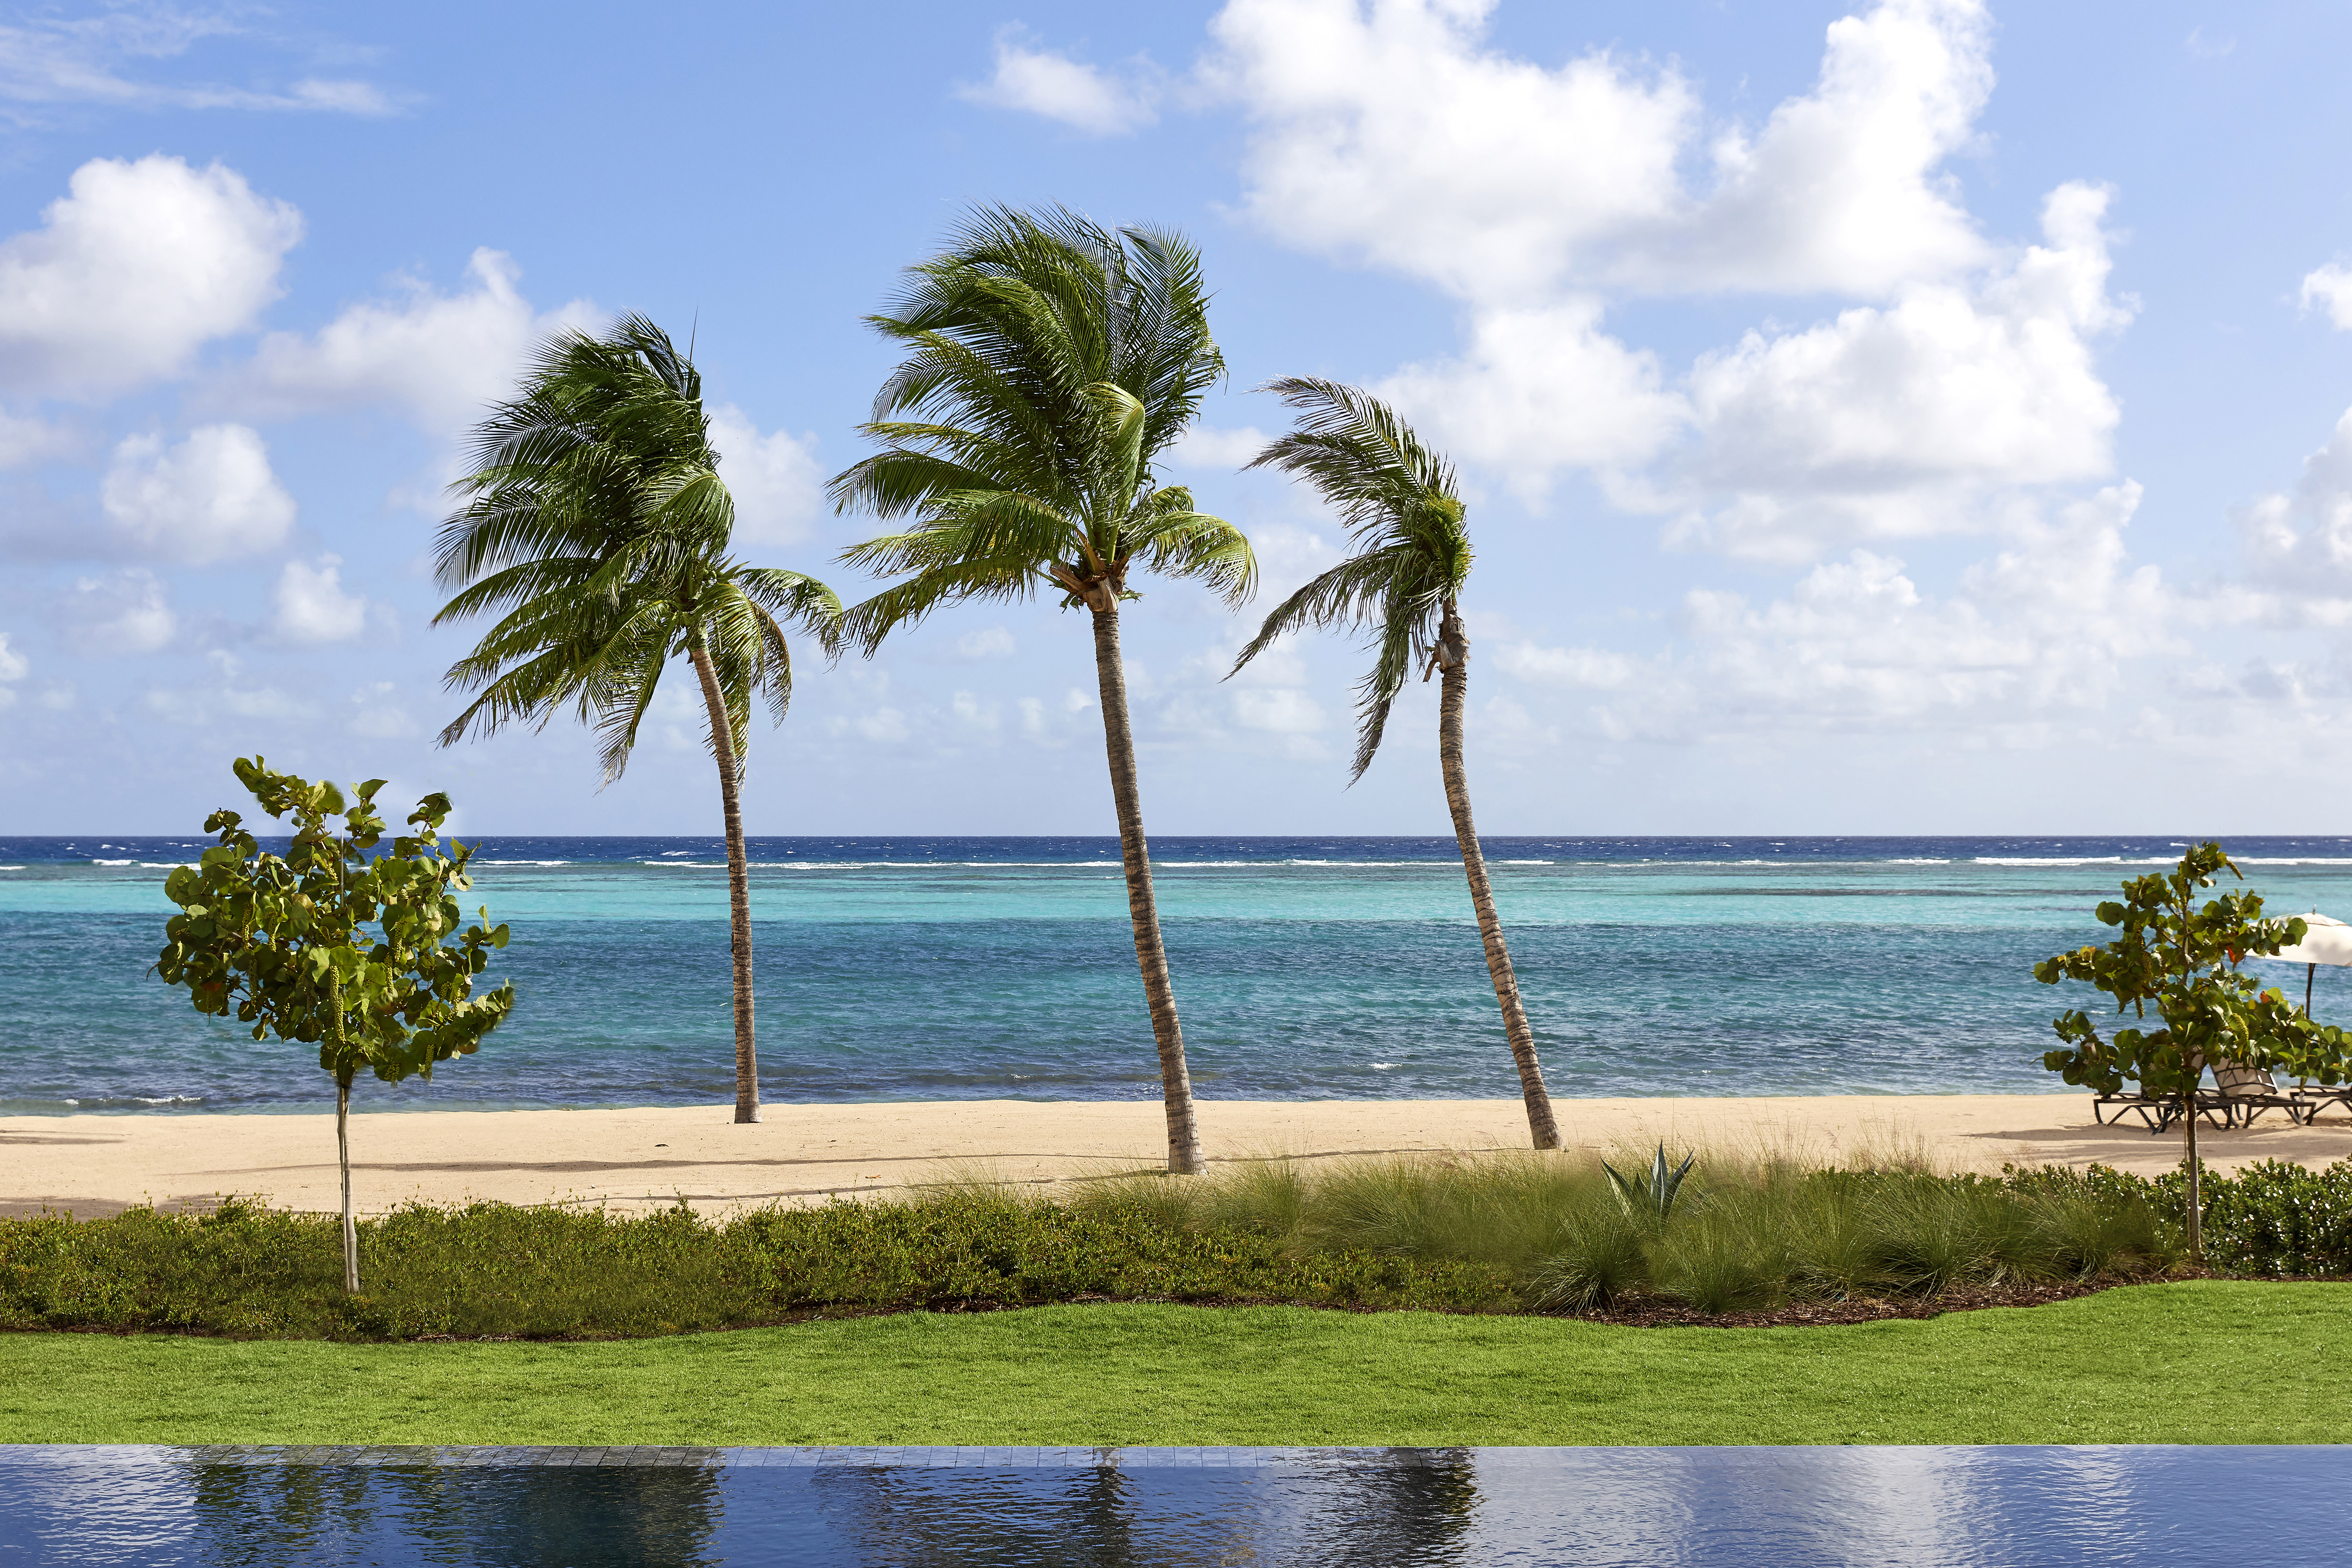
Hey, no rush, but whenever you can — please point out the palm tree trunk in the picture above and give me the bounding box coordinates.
[1435,605,1561,1151]
[1090,604,1205,1174]
[687,628,761,1125]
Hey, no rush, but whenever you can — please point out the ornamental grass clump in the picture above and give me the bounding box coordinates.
[1129,1150,2191,1314]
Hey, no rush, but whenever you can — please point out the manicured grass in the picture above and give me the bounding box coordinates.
[4,1283,2345,1447]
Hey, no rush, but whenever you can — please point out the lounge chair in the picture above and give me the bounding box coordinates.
[2091,1086,2177,1132]
[2288,1081,2352,1124]
[2092,1071,2237,1135]
[2210,1063,2314,1128]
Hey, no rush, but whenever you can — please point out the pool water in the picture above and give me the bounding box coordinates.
[1,1445,2342,1566]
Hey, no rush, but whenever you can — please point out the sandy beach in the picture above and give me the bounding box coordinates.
[7,1093,2348,1218]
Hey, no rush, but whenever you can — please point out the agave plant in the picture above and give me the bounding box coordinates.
[1602,1144,1697,1222]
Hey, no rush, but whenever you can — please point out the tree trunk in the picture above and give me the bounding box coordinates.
[1090,604,1204,1174]
[1435,605,1561,1151]
[327,963,361,1294]
[688,629,761,1125]
[2183,1058,2204,1264]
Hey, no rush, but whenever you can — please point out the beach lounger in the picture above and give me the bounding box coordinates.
[2091,1088,2177,1132]
[2210,1064,2313,1128]
[2092,1077,2238,1135]
[2289,1082,2352,1124]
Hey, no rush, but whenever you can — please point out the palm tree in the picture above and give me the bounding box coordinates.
[1231,377,1561,1149]
[828,206,1253,1174]
[432,314,841,1125]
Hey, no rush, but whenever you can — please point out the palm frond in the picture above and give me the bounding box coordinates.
[434,313,838,783]
[1236,379,1473,779]
[831,203,1245,651]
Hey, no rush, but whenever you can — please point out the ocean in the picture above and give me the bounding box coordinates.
[6,835,2351,1115]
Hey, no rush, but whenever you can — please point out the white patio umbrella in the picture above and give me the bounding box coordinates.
[2262,911,2352,1015]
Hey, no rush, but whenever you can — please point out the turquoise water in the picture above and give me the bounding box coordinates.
[7,835,2352,1113]
[4,1443,2346,1566]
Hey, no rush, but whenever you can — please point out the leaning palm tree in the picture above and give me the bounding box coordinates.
[1231,378,1561,1149]
[828,206,1253,1174]
[432,314,841,1124]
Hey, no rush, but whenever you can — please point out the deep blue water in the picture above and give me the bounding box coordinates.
[7,835,2352,1113]
[2,1445,2345,1566]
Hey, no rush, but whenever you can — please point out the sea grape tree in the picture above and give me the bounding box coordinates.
[153,757,514,1291]
[2033,841,2351,1259]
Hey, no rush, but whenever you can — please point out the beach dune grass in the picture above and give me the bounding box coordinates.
[3,1285,2347,1447]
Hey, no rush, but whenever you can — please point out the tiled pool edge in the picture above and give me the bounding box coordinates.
[0,1444,1480,1469]
[1,1443,2315,1469]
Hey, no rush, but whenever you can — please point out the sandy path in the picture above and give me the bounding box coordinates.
[7,1095,2347,1218]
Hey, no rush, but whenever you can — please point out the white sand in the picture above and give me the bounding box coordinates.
[8,1094,2346,1218]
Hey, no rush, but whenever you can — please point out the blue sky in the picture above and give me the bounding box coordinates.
[2,0,2351,837]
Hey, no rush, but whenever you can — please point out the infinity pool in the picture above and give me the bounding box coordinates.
[2,1445,2342,1566]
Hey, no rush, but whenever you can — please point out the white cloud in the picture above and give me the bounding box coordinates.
[0,8,397,122]
[708,404,822,547]
[951,690,999,731]
[1591,483,2169,738]
[1378,299,1686,494]
[2234,405,2352,622]
[347,682,418,738]
[1248,523,1343,595]
[1667,182,2129,559]
[1232,687,1327,733]
[1205,0,1990,304]
[1165,424,1268,469]
[1494,641,1637,690]
[959,26,1162,134]
[144,651,314,726]
[1206,0,1690,304]
[272,555,369,644]
[0,408,72,470]
[0,630,25,707]
[853,707,911,743]
[1194,1,2059,519]
[2301,264,2352,332]
[954,626,1017,660]
[223,249,596,435]
[0,156,300,400]
[101,424,295,564]
[1650,0,1992,296]
[60,568,176,655]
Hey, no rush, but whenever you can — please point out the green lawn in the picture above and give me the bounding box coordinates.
[3,1283,2345,1448]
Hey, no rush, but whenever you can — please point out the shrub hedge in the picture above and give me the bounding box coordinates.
[2,1156,2343,1342]
[0,1193,1511,1340]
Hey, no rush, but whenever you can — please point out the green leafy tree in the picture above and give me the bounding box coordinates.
[2034,841,2351,1259]
[828,206,1254,1175]
[153,758,513,1291]
[1229,378,1560,1149]
[434,315,841,1125]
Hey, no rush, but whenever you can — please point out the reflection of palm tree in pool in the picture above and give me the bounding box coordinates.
[190,1458,724,1567]
[1306,1450,1479,1567]
[812,1449,1478,1565]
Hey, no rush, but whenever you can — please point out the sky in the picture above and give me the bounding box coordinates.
[2,0,2351,837]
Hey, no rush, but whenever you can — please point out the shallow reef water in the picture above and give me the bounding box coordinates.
[8,834,2352,1113]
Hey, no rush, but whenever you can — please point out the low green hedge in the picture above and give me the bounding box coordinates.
[0,1194,1511,1340]
[3,1157,2342,1342]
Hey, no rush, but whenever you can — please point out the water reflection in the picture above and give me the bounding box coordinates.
[1,1444,2346,1567]
[186,1454,724,1568]
[803,1447,1477,1566]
